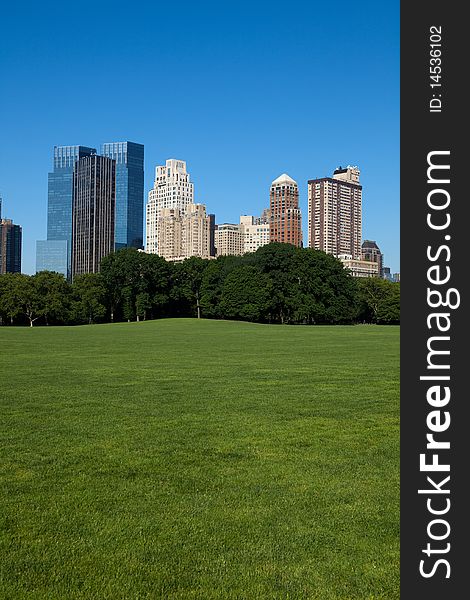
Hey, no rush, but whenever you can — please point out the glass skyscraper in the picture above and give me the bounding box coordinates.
[101,142,144,249]
[36,145,95,278]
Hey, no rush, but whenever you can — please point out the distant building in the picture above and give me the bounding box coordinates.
[101,142,144,249]
[339,254,379,278]
[0,208,22,274]
[240,215,270,253]
[36,240,68,275]
[269,174,302,247]
[146,159,194,254]
[36,145,96,278]
[361,240,384,277]
[71,155,116,277]
[393,273,400,283]
[383,267,393,282]
[156,203,214,261]
[308,165,362,259]
[215,223,244,256]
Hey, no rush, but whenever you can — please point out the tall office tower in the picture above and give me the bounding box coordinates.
[215,223,244,256]
[101,142,144,249]
[36,145,96,277]
[308,165,362,259]
[240,215,270,253]
[146,159,194,254]
[361,240,384,277]
[156,203,214,261]
[0,213,22,273]
[71,155,116,278]
[269,174,302,247]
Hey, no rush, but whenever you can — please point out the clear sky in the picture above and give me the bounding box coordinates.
[0,0,399,274]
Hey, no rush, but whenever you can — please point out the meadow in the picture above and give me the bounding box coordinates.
[0,319,399,599]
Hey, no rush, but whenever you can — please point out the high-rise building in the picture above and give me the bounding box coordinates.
[183,204,215,260]
[215,223,244,256]
[146,159,194,254]
[0,204,22,274]
[156,203,214,261]
[269,174,302,247]
[35,146,96,277]
[361,240,384,277]
[71,155,116,278]
[101,142,144,249]
[308,165,362,259]
[36,240,68,275]
[240,214,270,253]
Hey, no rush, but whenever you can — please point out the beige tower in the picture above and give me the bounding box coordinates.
[308,165,362,259]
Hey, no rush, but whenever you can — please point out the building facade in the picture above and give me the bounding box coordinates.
[0,218,22,274]
[215,223,244,256]
[71,155,116,277]
[156,203,214,261]
[36,145,96,278]
[240,215,270,253]
[146,159,194,254]
[361,240,384,278]
[101,142,144,249]
[269,174,302,247]
[339,255,379,278]
[36,240,68,275]
[308,166,362,259]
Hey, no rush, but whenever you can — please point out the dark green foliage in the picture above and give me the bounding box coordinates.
[218,265,271,321]
[33,271,70,325]
[0,245,400,326]
[357,278,400,324]
[100,248,171,321]
[170,256,209,319]
[71,273,107,324]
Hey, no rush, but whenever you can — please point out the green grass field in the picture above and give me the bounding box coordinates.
[0,319,399,599]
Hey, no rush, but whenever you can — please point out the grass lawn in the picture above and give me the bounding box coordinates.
[0,319,399,599]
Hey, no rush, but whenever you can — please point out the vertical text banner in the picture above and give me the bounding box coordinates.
[401,1,468,598]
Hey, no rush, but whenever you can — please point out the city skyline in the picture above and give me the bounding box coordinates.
[0,1,399,274]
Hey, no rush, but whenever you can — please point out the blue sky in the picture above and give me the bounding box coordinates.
[0,0,399,274]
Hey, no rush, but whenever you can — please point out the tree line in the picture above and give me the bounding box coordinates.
[0,244,400,326]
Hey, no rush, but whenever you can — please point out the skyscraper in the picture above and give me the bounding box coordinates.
[146,159,194,254]
[36,145,95,277]
[269,174,302,247]
[0,200,22,274]
[101,142,144,249]
[308,165,362,259]
[71,155,116,278]
[361,240,384,277]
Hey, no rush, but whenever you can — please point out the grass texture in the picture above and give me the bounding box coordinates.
[0,319,399,599]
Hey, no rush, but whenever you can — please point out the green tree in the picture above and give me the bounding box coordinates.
[135,292,151,321]
[71,273,107,324]
[12,274,42,327]
[357,277,399,324]
[219,265,271,322]
[0,273,23,325]
[376,282,400,324]
[171,257,209,319]
[34,271,70,325]
[100,249,171,322]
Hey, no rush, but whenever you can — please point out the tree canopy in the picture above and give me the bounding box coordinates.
[0,246,400,326]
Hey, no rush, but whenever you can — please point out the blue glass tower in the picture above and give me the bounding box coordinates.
[101,142,144,249]
[36,145,95,278]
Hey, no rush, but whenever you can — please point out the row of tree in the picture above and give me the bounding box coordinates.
[0,245,400,326]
